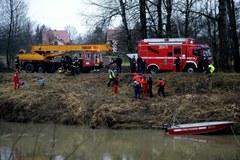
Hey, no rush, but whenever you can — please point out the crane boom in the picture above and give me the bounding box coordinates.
[31,44,112,52]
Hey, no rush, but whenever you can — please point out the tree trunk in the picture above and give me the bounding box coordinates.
[212,0,219,71]
[157,0,163,37]
[119,0,132,52]
[212,22,219,71]
[184,0,190,37]
[166,0,172,37]
[6,0,14,69]
[226,0,240,72]
[218,0,230,72]
[139,0,147,39]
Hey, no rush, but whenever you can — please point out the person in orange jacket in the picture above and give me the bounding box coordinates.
[94,56,101,72]
[157,78,165,97]
[13,70,20,90]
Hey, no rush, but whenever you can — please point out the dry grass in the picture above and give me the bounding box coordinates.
[0,72,240,133]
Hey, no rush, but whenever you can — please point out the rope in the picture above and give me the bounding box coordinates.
[231,126,240,147]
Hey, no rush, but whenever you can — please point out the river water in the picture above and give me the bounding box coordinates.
[0,122,239,160]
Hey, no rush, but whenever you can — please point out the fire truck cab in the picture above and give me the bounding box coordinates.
[138,38,211,73]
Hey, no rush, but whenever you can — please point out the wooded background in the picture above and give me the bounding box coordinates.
[0,0,239,72]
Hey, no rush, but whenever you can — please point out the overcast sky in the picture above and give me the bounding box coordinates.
[27,0,92,35]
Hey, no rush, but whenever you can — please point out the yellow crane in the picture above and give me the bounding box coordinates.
[17,44,112,73]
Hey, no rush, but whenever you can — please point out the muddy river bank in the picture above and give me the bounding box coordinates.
[0,72,240,133]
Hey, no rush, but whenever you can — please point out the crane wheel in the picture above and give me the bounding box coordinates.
[37,64,45,73]
[25,63,34,73]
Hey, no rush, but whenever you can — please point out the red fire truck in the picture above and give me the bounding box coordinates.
[138,38,212,73]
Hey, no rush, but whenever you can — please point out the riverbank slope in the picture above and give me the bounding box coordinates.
[0,72,240,133]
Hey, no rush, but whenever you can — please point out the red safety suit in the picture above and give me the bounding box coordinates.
[13,71,20,90]
[113,75,119,93]
[133,72,142,84]
[157,79,165,97]
[141,77,148,97]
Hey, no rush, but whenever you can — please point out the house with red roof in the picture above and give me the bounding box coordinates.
[42,30,69,45]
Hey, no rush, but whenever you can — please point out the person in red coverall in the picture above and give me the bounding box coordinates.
[133,72,142,84]
[141,76,148,97]
[157,78,165,97]
[113,74,119,93]
[13,70,20,90]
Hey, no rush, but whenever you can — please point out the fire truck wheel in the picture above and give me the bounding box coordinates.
[37,64,45,73]
[25,63,34,73]
[186,65,195,73]
[149,66,158,74]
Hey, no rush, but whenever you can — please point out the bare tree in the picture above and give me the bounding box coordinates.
[226,0,240,72]
[75,34,83,44]
[218,0,231,72]
[119,0,133,52]
[165,0,173,37]
[203,0,219,69]
[174,0,203,38]
[83,27,106,44]
[34,24,49,45]
[145,0,163,36]
[143,0,162,37]
[18,20,34,51]
[139,0,147,38]
[157,0,163,37]
[0,0,30,68]
[81,0,138,52]
[65,25,79,44]
[174,0,240,72]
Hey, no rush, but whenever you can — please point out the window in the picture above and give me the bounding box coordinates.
[192,49,201,56]
[167,52,173,56]
[85,53,91,60]
[174,48,181,54]
[202,48,211,57]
